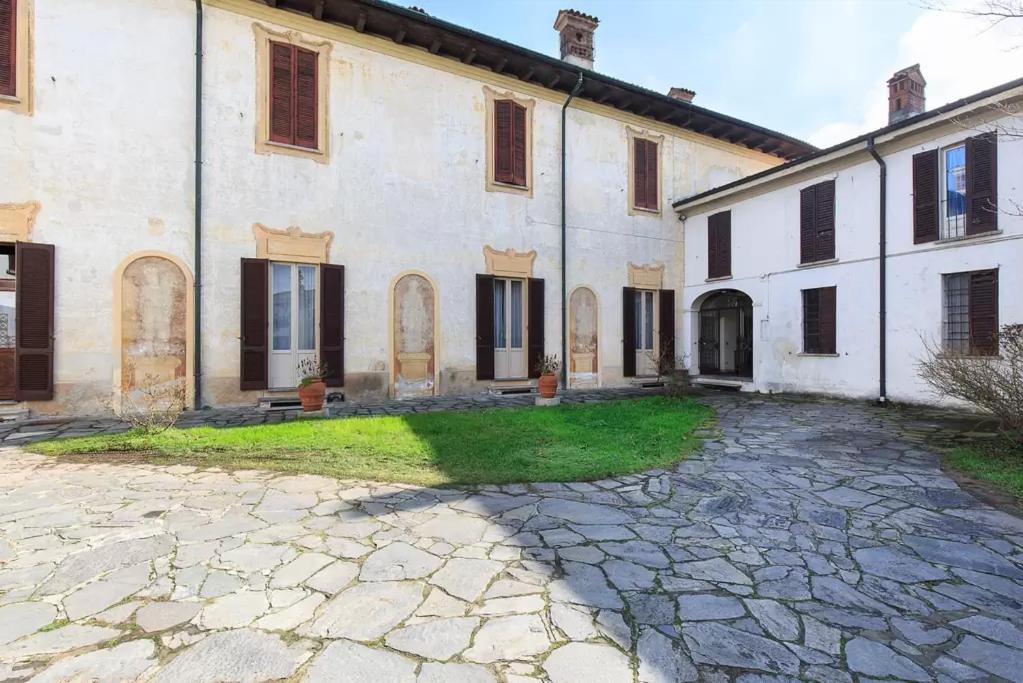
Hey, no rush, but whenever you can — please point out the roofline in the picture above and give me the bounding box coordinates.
[673,75,1023,211]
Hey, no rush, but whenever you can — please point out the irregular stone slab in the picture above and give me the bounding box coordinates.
[304,640,416,683]
[597,610,631,650]
[891,617,951,646]
[845,637,929,681]
[950,634,1023,680]
[544,642,632,683]
[271,552,334,588]
[429,558,503,602]
[472,595,545,616]
[153,629,308,683]
[853,546,949,583]
[385,617,479,660]
[603,559,656,591]
[569,524,636,541]
[418,662,497,683]
[218,543,294,572]
[0,602,57,646]
[679,558,751,585]
[637,628,698,683]
[814,487,880,509]
[199,591,270,630]
[28,639,155,683]
[463,614,551,663]
[678,595,745,621]
[135,601,200,633]
[0,625,121,661]
[599,541,669,569]
[683,622,800,675]
[745,599,799,641]
[538,500,632,525]
[904,535,1023,579]
[62,563,152,621]
[177,515,266,543]
[303,581,424,641]
[951,615,1023,649]
[41,534,173,594]
[360,543,443,582]
[253,593,325,631]
[550,603,598,640]
[550,561,622,609]
[305,560,358,594]
[810,576,895,615]
[412,516,488,545]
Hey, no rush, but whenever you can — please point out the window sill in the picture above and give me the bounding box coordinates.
[797,258,838,269]
[936,353,1001,360]
[705,275,732,283]
[797,353,839,358]
[933,229,1002,246]
[486,179,533,198]
[257,138,329,164]
[629,205,662,217]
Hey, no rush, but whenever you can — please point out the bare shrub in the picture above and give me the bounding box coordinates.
[106,374,187,435]
[918,324,1023,436]
[647,347,691,399]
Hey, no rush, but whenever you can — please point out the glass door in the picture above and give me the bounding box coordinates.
[494,278,526,379]
[269,262,318,389]
[634,289,657,376]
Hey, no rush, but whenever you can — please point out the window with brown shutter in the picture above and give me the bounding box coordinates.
[799,181,835,264]
[494,99,527,187]
[15,242,55,401]
[0,0,14,98]
[633,139,658,211]
[269,41,318,150]
[966,133,998,235]
[708,211,731,279]
[240,259,269,390]
[912,149,940,244]
[320,264,344,386]
[475,275,495,380]
[802,286,836,354]
[527,278,544,379]
[943,269,998,355]
[622,287,637,377]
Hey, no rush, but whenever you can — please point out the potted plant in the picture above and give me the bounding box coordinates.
[297,358,329,412]
[535,353,561,399]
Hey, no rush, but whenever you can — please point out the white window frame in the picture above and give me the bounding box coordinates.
[633,288,659,377]
[493,277,528,380]
[940,143,967,240]
[269,262,320,389]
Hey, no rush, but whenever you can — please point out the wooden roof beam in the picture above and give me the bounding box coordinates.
[521,66,535,82]
[354,10,367,33]
[463,46,477,65]
[493,57,508,74]
[429,36,442,54]
[312,0,324,20]
[393,24,407,44]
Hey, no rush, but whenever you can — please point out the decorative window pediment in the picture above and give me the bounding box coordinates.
[253,223,334,264]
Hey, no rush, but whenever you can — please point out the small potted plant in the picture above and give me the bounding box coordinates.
[535,353,561,399]
[297,358,329,412]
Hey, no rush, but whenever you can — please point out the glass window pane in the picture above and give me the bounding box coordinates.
[510,280,523,348]
[0,292,14,349]
[272,264,291,351]
[634,291,642,348]
[945,146,966,217]
[943,273,969,353]
[494,280,506,349]
[644,292,654,350]
[297,265,316,351]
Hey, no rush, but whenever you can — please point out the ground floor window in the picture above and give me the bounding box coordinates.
[633,289,657,376]
[475,274,544,382]
[622,286,674,378]
[0,245,15,400]
[802,286,837,354]
[943,269,998,355]
[270,262,318,389]
[493,277,526,379]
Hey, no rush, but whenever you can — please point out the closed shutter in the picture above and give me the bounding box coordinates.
[0,0,14,98]
[475,275,495,380]
[708,211,731,279]
[912,149,939,243]
[512,103,527,187]
[634,139,648,210]
[802,289,820,353]
[527,278,544,379]
[320,264,344,386]
[294,47,318,150]
[269,42,294,145]
[622,287,636,377]
[15,242,54,401]
[966,133,998,235]
[659,289,675,371]
[968,269,998,355]
[799,185,816,263]
[815,180,835,261]
[239,258,268,390]
[494,100,514,185]
[819,286,837,354]
[644,140,658,210]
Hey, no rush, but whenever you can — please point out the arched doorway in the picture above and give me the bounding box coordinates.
[698,289,753,379]
[568,286,599,388]
[391,271,438,398]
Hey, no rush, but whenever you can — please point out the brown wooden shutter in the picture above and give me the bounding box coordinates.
[320,264,344,386]
[644,140,658,210]
[475,274,495,380]
[622,287,636,377]
[493,100,513,185]
[968,269,998,355]
[819,286,837,354]
[802,288,820,353]
[15,242,54,401]
[0,0,14,98]
[659,289,675,371]
[799,185,816,263]
[815,180,835,261]
[912,149,939,244]
[512,103,527,187]
[633,139,648,210]
[239,258,268,390]
[527,278,544,379]
[294,47,318,150]
[966,133,997,235]
[708,211,731,279]
[269,42,295,145]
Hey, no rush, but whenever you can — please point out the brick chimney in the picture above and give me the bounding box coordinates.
[554,9,599,70]
[887,64,925,124]
[668,87,696,103]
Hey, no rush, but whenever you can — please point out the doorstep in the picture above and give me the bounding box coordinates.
[488,382,536,396]
[257,392,345,411]
[691,376,753,391]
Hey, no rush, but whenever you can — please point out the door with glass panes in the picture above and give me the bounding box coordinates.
[634,289,657,376]
[494,277,527,379]
[269,262,319,389]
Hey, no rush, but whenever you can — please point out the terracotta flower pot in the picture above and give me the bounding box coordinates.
[538,373,558,399]
[298,380,326,412]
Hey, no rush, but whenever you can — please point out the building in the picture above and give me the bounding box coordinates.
[1,0,811,415]
[675,71,1022,404]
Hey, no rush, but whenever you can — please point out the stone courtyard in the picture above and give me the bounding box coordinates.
[1,393,1022,682]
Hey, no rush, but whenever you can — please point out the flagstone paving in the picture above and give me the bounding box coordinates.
[0,393,1022,681]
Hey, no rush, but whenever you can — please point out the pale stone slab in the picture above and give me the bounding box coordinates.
[270,552,334,588]
[0,603,57,646]
[418,662,497,683]
[28,639,155,683]
[360,543,443,582]
[544,642,632,683]
[385,617,479,660]
[135,601,200,633]
[41,535,173,594]
[303,640,416,683]
[62,563,151,621]
[305,560,358,594]
[303,582,424,641]
[254,593,325,631]
[463,614,551,663]
[198,591,270,630]
[429,558,503,602]
[0,625,122,661]
[152,629,308,683]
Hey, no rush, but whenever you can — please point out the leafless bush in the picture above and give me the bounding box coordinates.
[918,324,1023,436]
[647,347,691,399]
[107,374,187,435]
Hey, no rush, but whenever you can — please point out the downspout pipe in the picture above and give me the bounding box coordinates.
[193,0,204,410]
[867,137,887,404]
[560,73,584,387]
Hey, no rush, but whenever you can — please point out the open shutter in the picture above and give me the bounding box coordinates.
[294,47,318,150]
[799,185,816,263]
[622,287,636,377]
[527,278,544,379]
[15,242,54,401]
[968,269,998,355]
[269,42,295,145]
[493,100,513,185]
[644,140,658,211]
[815,180,835,261]
[912,149,939,244]
[633,139,648,210]
[802,289,820,353]
[511,103,527,187]
[239,258,268,390]
[819,286,837,354]
[475,274,495,380]
[966,133,997,235]
[0,0,14,98]
[659,289,675,372]
[320,264,344,386]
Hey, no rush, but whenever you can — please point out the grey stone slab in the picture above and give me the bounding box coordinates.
[385,617,479,660]
[304,640,416,683]
[637,628,698,683]
[27,639,156,683]
[62,562,151,621]
[429,558,502,602]
[678,595,745,621]
[135,601,200,633]
[544,642,633,683]
[463,614,550,663]
[417,662,497,683]
[360,542,443,582]
[683,622,801,675]
[951,614,1023,649]
[41,534,173,594]
[538,499,633,525]
[853,546,949,583]
[0,625,122,661]
[0,603,57,646]
[844,638,929,682]
[745,599,800,641]
[153,629,308,683]
[303,581,424,640]
[904,535,1023,579]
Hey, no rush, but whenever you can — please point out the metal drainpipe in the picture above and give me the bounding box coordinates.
[193,0,204,410]
[560,73,584,387]
[867,137,887,404]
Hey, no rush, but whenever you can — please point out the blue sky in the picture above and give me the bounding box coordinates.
[414,0,1023,146]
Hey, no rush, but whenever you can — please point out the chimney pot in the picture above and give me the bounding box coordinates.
[668,87,696,103]
[554,9,599,71]
[887,64,926,124]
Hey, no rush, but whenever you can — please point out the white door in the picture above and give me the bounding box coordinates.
[494,278,527,379]
[269,262,318,389]
[634,289,657,376]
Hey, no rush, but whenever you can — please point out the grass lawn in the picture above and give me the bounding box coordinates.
[32,397,713,487]
[944,437,1023,499]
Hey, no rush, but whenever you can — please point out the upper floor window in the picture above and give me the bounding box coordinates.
[632,138,659,212]
[943,144,967,239]
[269,42,319,150]
[943,270,998,356]
[913,133,997,243]
[493,99,527,188]
[799,180,835,264]
[0,0,30,115]
[707,211,731,279]
[0,0,15,98]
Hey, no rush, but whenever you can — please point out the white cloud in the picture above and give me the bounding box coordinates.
[808,1,1023,147]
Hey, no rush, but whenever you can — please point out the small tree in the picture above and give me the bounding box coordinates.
[107,374,187,435]
[918,324,1023,437]
[647,347,691,399]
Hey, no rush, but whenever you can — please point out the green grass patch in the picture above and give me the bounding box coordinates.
[945,437,1023,499]
[32,397,712,487]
